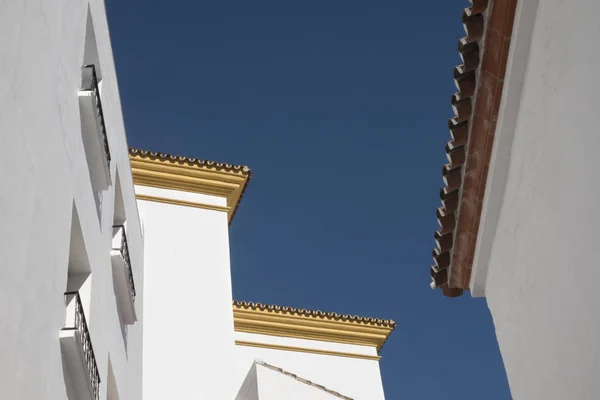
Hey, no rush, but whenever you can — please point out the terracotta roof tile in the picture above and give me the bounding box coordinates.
[430,0,518,296]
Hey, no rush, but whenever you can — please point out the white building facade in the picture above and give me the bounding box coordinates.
[430,1,600,399]
[0,1,144,400]
[132,150,396,400]
[0,1,396,399]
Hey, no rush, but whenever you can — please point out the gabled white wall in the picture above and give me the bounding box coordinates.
[236,362,352,400]
[233,332,386,400]
[137,186,237,400]
[0,1,143,399]
[235,363,259,400]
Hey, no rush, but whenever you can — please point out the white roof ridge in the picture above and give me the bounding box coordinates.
[254,360,354,400]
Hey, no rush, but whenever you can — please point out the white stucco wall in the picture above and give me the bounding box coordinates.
[137,184,388,399]
[0,1,143,399]
[235,362,259,400]
[233,332,386,400]
[476,1,600,399]
[137,186,238,400]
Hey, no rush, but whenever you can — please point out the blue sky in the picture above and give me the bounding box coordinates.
[106,1,510,398]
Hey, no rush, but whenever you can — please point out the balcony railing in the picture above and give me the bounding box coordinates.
[110,225,137,325]
[62,292,100,400]
[114,225,136,303]
[81,64,111,166]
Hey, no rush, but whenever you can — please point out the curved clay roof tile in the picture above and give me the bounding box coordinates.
[129,148,251,175]
[462,9,484,42]
[232,300,396,328]
[431,0,518,296]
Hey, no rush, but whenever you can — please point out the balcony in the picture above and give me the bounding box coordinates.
[111,225,137,324]
[79,64,111,191]
[60,292,101,400]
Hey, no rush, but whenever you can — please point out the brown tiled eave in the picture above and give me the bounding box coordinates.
[430,0,518,297]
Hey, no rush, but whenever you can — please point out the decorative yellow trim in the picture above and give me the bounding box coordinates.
[233,301,396,352]
[135,194,230,213]
[129,149,251,223]
[235,340,381,361]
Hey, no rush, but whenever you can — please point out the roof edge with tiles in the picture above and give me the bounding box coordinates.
[430,0,518,297]
[129,148,251,223]
[233,300,396,352]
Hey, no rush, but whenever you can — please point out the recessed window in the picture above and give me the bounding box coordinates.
[61,203,100,400]
[111,171,137,350]
[79,8,111,223]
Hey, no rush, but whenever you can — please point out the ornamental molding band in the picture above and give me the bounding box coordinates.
[235,340,382,361]
[129,148,251,223]
[233,301,396,352]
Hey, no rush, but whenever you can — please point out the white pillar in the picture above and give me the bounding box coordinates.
[130,150,250,400]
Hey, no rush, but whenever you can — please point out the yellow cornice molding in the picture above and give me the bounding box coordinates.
[129,148,251,223]
[135,194,230,213]
[235,340,381,361]
[233,301,396,352]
